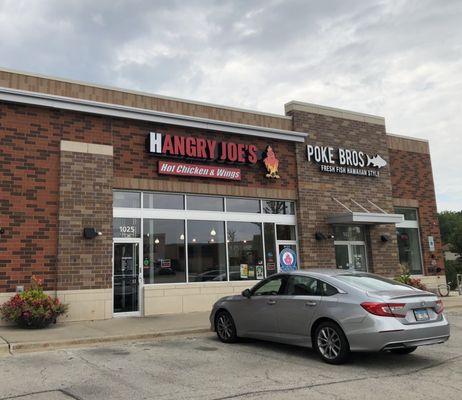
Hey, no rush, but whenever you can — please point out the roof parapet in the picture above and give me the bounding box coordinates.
[285,100,385,126]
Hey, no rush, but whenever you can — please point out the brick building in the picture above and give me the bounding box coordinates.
[0,69,444,321]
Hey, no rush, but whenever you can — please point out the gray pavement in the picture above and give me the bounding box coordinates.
[1,312,462,399]
[0,312,210,354]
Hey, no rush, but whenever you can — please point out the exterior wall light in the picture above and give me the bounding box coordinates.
[0,227,4,235]
[315,232,326,240]
[154,238,160,244]
[380,235,390,242]
[83,228,102,239]
[315,232,335,241]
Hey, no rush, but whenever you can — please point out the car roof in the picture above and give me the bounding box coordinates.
[280,268,369,278]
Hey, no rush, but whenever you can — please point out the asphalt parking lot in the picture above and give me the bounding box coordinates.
[0,312,461,400]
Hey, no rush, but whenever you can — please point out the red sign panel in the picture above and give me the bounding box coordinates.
[158,161,241,181]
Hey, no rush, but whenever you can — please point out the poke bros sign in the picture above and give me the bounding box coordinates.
[306,144,387,177]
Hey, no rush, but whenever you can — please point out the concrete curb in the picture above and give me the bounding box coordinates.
[0,339,9,357]
[5,327,211,354]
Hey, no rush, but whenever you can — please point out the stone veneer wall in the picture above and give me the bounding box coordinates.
[288,105,400,277]
[144,281,258,315]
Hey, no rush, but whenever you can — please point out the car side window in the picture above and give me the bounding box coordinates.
[319,281,338,296]
[286,275,319,296]
[253,277,285,296]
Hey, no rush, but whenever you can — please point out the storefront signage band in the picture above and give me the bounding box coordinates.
[149,132,258,164]
[306,144,387,177]
[158,160,241,181]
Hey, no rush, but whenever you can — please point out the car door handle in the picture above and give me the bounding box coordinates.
[267,299,277,305]
[305,301,317,307]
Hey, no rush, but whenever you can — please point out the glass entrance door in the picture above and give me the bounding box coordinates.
[335,243,368,271]
[113,242,141,314]
[333,225,368,271]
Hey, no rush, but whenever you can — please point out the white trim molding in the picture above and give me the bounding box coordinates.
[0,87,308,143]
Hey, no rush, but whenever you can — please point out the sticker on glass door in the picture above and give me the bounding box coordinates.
[279,245,297,271]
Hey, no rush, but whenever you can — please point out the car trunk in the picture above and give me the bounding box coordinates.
[367,290,442,324]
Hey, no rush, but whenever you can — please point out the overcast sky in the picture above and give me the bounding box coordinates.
[0,0,460,211]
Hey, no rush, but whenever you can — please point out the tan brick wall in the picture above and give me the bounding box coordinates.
[389,147,444,276]
[57,147,113,290]
[0,69,292,130]
[289,110,400,277]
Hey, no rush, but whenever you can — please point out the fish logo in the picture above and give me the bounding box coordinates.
[263,146,280,179]
[366,154,387,169]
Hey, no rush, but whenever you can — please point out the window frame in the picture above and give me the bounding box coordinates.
[395,207,424,275]
[113,190,298,285]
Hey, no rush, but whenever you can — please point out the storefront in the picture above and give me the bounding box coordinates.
[0,69,445,321]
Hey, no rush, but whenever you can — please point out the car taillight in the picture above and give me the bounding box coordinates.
[361,302,407,317]
[435,300,444,314]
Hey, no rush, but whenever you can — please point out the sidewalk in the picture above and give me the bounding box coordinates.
[1,295,461,357]
[442,292,462,310]
[0,311,211,356]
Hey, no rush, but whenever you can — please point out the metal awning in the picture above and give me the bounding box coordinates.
[328,197,404,225]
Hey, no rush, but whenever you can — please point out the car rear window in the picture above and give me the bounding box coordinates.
[334,274,415,291]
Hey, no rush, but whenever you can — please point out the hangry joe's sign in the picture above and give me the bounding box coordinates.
[149,132,258,164]
[147,132,280,181]
[307,144,387,177]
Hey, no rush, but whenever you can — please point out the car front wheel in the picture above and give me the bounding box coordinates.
[314,321,350,364]
[215,310,238,343]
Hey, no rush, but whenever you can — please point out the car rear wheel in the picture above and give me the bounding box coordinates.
[314,321,350,364]
[215,311,238,343]
[390,346,417,355]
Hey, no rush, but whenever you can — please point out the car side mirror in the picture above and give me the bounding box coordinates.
[242,288,252,298]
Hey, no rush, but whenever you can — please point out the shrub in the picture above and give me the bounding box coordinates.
[0,276,68,329]
[395,267,427,291]
[445,259,462,290]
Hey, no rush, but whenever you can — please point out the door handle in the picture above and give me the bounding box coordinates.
[267,299,277,305]
[305,301,317,307]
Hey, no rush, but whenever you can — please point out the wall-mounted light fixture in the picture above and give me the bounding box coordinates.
[315,232,335,241]
[380,234,390,242]
[315,232,326,241]
[0,227,4,235]
[83,228,102,239]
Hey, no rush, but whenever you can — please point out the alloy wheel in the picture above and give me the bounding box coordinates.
[317,326,342,360]
[216,313,233,340]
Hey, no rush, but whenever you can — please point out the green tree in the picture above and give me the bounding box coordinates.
[438,211,462,255]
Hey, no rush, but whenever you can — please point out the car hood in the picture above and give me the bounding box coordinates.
[216,294,242,303]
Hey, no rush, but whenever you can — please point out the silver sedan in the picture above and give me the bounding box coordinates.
[209,269,450,364]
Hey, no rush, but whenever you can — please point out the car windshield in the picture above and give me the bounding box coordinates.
[334,274,415,292]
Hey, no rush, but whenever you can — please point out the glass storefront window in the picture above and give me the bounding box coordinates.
[276,225,296,241]
[333,225,364,241]
[397,227,423,274]
[227,222,264,281]
[187,195,224,211]
[264,223,277,277]
[226,198,260,213]
[113,218,141,238]
[395,207,418,221]
[187,221,227,282]
[113,191,140,208]
[143,219,186,284]
[143,193,184,209]
[263,200,295,215]
[115,191,297,284]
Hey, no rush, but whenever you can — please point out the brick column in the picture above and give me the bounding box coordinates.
[57,140,113,291]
